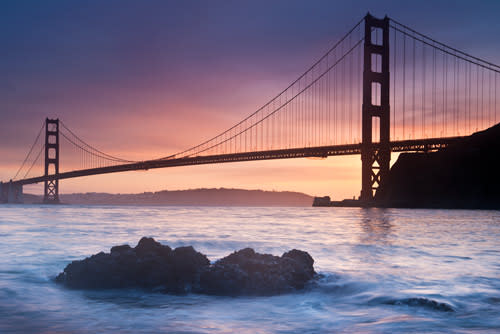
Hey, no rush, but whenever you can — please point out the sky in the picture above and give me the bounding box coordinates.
[1,0,499,198]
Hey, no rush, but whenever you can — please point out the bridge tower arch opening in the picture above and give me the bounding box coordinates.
[361,14,391,202]
[44,118,60,204]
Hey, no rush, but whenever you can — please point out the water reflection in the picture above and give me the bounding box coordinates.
[358,208,393,245]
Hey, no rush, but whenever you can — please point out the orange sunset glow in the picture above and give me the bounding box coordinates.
[1,1,499,201]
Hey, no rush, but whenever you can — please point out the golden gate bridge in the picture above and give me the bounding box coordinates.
[1,14,499,204]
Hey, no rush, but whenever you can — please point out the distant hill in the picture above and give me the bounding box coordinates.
[375,123,500,209]
[24,188,314,207]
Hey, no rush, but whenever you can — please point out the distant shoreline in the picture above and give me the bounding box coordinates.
[21,188,315,207]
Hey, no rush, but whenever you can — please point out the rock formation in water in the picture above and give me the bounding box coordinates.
[55,237,316,295]
[199,248,315,295]
[384,297,454,312]
[375,123,500,209]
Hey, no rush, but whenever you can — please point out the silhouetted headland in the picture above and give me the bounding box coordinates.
[375,123,500,209]
[55,237,316,296]
[23,188,313,207]
[313,123,500,209]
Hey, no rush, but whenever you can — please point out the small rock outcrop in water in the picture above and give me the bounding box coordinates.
[199,248,315,295]
[384,298,454,312]
[55,237,316,295]
[55,237,209,292]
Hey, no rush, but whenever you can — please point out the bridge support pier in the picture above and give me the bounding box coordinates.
[361,14,391,202]
[0,182,5,203]
[43,118,60,204]
[0,181,23,204]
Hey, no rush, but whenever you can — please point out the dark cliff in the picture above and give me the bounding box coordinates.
[375,123,500,209]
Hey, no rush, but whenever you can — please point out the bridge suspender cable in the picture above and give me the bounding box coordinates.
[59,121,136,163]
[12,122,44,180]
[390,18,500,71]
[22,144,44,179]
[176,38,364,158]
[390,16,500,141]
[59,131,129,164]
[390,24,500,74]
[165,17,365,160]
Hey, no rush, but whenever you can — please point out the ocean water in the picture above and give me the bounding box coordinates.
[0,205,499,333]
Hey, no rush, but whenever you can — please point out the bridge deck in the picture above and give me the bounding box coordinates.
[14,137,462,186]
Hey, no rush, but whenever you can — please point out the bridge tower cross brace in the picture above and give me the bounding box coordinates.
[43,118,60,203]
[360,14,391,202]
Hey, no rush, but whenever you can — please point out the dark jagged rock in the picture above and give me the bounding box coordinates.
[55,237,209,293]
[110,244,132,253]
[198,248,316,295]
[375,123,500,209]
[55,238,316,296]
[384,297,454,312]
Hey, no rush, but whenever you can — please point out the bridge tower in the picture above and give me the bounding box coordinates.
[360,14,391,202]
[44,118,60,203]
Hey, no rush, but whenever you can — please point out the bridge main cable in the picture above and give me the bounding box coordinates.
[59,120,137,163]
[164,16,366,160]
[12,121,44,180]
[390,18,500,73]
[179,38,364,158]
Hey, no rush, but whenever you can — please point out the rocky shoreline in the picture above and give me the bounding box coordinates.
[55,237,316,296]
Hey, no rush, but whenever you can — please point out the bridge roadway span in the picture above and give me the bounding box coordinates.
[14,137,462,186]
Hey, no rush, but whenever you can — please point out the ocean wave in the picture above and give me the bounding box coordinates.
[309,273,375,298]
